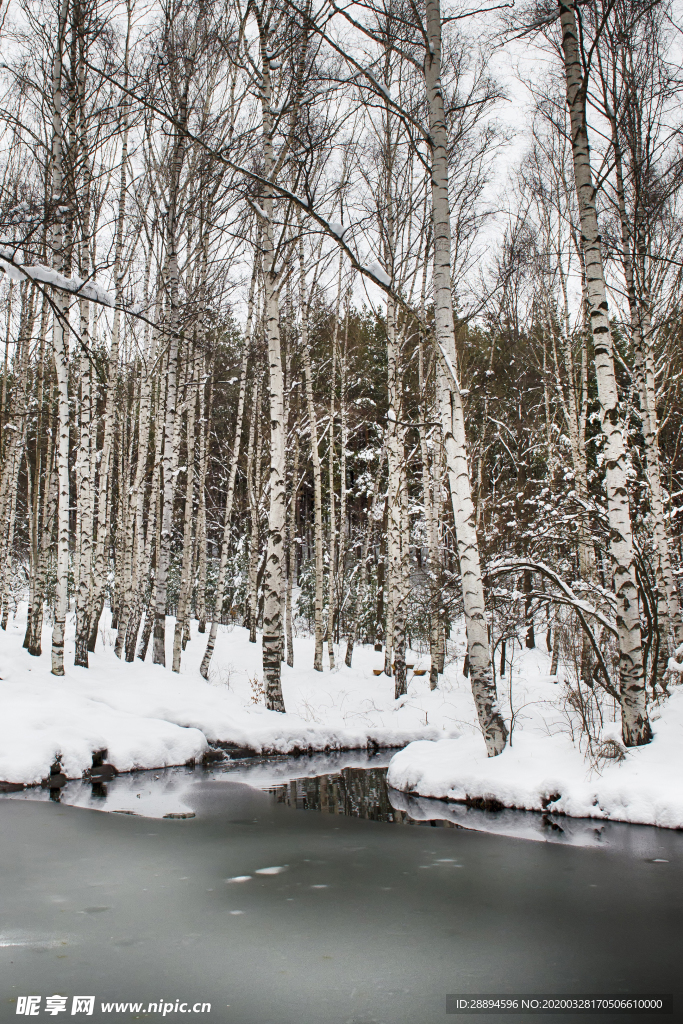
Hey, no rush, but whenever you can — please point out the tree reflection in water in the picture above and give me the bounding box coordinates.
[268,767,457,826]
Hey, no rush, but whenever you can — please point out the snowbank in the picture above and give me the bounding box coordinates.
[0,606,451,786]
[387,687,683,830]
[5,602,682,830]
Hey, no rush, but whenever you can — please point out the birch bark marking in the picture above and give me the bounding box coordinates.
[337,297,350,647]
[153,73,189,666]
[74,18,94,666]
[172,347,198,672]
[258,26,286,710]
[24,296,49,653]
[424,0,507,754]
[345,450,386,667]
[196,356,212,634]
[386,297,407,696]
[326,257,343,668]
[88,25,132,652]
[120,255,157,659]
[285,393,300,668]
[418,334,441,689]
[50,0,70,676]
[247,373,264,642]
[610,124,683,651]
[297,209,325,671]
[558,0,650,745]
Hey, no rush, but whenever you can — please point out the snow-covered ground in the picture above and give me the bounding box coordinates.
[1,602,682,831]
[388,666,683,831]
[0,604,455,786]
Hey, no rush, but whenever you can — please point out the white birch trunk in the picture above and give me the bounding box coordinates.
[172,348,198,672]
[50,0,70,677]
[326,319,337,668]
[559,0,650,745]
[257,26,287,710]
[152,149,185,666]
[611,130,683,653]
[345,450,386,667]
[247,373,263,644]
[297,212,325,672]
[424,0,507,753]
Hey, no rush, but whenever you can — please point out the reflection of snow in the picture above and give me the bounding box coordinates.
[389,788,683,857]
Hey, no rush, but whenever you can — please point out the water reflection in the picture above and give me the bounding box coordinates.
[269,767,458,827]
[269,767,683,858]
[3,755,682,857]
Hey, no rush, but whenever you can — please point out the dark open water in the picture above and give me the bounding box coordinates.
[1,753,681,1023]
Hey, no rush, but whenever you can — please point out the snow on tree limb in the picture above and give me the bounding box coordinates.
[0,253,115,307]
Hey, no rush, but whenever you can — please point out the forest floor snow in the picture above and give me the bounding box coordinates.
[387,673,683,831]
[1,603,681,830]
[0,603,453,786]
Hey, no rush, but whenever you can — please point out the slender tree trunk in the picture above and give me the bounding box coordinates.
[424,0,507,754]
[417,336,441,689]
[256,25,287,711]
[559,0,650,746]
[152,54,189,666]
[262,258,287,708]
[50,0,70,677]
[345,450,386,667]
[611,126,683,653]
[286,406,299,667]
[195,352,212,634]
[297,216,325,672]
[326,320,337,668]
[172,346,198,672]
[394,464,410,699]
[88,104,132,651]
[247,373,263,643]
[375,501,388,650]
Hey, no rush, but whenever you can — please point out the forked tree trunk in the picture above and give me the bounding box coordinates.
[119,263,158,660]
[558,0,650,746]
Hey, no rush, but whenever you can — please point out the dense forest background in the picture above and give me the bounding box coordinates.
[1,0,682,757]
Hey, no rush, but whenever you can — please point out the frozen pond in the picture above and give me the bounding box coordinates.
[1,754,681,1022]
